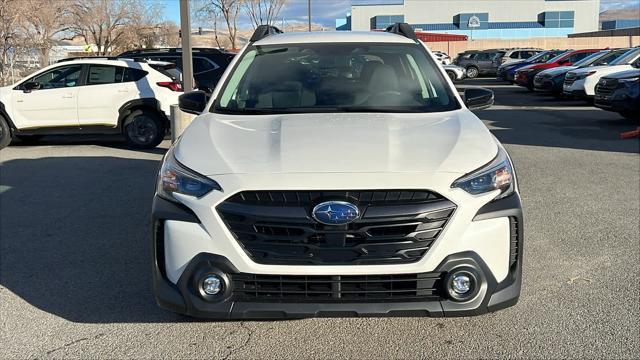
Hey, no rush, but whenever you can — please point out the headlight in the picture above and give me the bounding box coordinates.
[156,146,221,201]
[574,71,596,80]
[619,77,639,83]
[451,146,515,200]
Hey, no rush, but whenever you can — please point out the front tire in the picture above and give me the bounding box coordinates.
[446,71,457,82]
[466,66,479,79]
[0,115,12,150]
[123,109,166,149]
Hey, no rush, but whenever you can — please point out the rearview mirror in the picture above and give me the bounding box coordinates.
[178,90,208,115]
[23,81,40,92]
[464,88,494,111]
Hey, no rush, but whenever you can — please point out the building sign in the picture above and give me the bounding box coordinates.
[468,15,481,28]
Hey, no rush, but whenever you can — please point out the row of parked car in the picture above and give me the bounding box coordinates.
[452,46,640,120]
[506,47,639,119]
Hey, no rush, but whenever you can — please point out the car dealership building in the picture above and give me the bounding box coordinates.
[338,0,601,39]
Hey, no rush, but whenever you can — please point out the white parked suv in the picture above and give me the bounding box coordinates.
[563,47,640,100]
[0,58,183,149]
[433,51,452,65]
[152,24,523,319]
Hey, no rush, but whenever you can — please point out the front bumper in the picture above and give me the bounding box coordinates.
[151,191,523,319]
[534,77,563,94]
[594,88,640,114]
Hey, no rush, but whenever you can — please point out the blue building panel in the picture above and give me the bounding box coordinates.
[455,13,490,30]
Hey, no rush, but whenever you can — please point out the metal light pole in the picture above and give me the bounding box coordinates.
[308,0,311,31]
[179,0,194,92]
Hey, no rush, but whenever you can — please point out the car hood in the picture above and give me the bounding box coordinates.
[603,68,640,79]
[175,110,498,176]
[540,66,577,76]
[571,64,634,76]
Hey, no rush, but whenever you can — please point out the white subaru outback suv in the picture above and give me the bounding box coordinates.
[0,58,182,149]
[152,24,523,319]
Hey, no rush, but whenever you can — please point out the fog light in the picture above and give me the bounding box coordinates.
[452,274,471,294]
[445,269,479,302]
[202,275,222,295]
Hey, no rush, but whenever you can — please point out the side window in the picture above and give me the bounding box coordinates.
[570,52,590,63]
[31,65,82,89]
[123,68,148,82]
[87,65,123,85]
[193,57,219,74]
[510,52,520,59]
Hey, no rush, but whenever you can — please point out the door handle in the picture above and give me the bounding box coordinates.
[117,89,129,93]
[62,94,73,99]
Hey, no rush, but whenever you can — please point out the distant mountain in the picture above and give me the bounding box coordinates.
[599,8,640,22]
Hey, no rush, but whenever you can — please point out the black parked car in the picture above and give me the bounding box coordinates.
[118,48,235,92]
[455,49,506,78]
[594,68,640,120]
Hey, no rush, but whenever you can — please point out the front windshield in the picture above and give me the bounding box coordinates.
[573,51,607,67]
[578,49,631,67]
[546,51,571,64]
[214,43,460,114]
[610,48,640,66]
[527,51,559,63]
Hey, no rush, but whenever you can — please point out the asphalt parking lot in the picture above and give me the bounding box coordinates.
[1,78,638,358]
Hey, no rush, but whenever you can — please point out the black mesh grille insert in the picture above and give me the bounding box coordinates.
[225,190,444,207]
[509,217,519,268]
[217,190,456,265]
[231,272,443,302]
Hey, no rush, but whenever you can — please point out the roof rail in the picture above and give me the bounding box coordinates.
[250,25,283,43]
[57,56,144,63]
[385,23,417,41]
[120,47,227,55]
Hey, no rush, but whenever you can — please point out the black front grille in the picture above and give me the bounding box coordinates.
[231,272,443,302]
[217,190,456,265]
[564,77,576,86]
[595,79,617,96]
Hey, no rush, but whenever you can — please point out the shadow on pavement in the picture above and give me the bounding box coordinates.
[9,135,169,155]
[478,109,640,154]
[461,79,640,154]
[0,156,182,323]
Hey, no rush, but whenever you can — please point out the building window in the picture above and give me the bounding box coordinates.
[542,11,574,28]
[370,15,405,30]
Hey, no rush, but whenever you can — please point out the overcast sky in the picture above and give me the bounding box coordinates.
[158,0,639,28]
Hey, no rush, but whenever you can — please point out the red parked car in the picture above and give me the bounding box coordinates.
[514,49,601,90]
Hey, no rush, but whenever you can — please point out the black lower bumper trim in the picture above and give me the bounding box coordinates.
[151,194,523,319]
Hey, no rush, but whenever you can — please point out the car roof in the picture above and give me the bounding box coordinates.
[55,58,155,68]
[253,31,415,46]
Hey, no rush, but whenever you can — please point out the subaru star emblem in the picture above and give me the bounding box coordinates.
[312,201,360,225]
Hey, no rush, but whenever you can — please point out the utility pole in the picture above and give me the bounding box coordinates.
[179,0,194,92]
[308,0,311,32]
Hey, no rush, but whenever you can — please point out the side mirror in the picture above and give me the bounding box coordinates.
[23,81,40,92]
[633,59,640,69]
[178,90,208,115]
[464,88,494,111]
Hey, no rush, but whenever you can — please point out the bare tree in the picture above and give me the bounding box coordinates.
[244,0,286,29]
[68,0,135,55]
[197,0,243,50]
[0,0,25,85]
[22,0,70,66]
